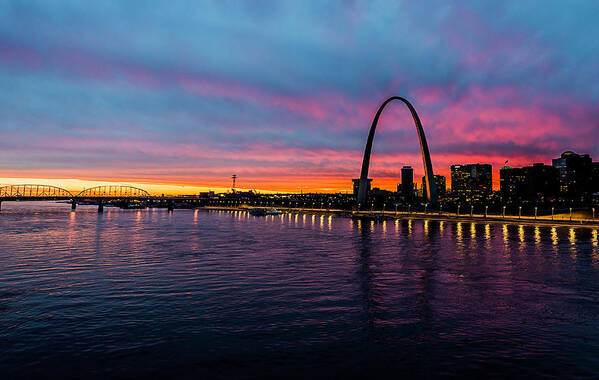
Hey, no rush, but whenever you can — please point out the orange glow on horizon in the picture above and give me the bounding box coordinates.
[0,170,500,195]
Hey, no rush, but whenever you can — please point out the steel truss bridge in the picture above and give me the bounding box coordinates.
[0,184,190,212]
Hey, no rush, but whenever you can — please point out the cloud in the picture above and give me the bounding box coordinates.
[0,0,597,191]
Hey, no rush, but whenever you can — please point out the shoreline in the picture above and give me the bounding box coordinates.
[202,206,599,229]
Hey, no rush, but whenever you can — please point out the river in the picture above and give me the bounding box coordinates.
[1,202,598,378]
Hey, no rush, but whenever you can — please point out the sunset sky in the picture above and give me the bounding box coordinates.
[1,1,598,194]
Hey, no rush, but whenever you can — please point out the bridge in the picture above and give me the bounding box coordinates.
[0,184,154,212]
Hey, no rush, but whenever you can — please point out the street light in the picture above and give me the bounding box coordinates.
[457,204,460,216]
[470,205,474,217]
[503,205,506,218]
[570,207,573,221]
[519,206,522,219]
[534,206,538,220]
[424,203,428,214]
[552,207,555,220]
[485,205,488,218]
[593,208,595,221]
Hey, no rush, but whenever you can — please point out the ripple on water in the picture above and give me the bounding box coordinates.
[0,203,598,378]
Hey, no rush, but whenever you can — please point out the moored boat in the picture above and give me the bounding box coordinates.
[249,208,283,216]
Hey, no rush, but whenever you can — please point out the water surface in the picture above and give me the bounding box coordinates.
[1,202,598,379]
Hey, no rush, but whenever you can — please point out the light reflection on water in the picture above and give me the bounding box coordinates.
[1,202,599,379]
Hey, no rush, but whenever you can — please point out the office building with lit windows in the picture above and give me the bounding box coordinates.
[422,174,446,199]
[552,151,593,201]
[450,164,492,201]
[500,163,559,202]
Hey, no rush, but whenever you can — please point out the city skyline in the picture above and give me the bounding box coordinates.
[2,148,596,197]
[1,1,599,193]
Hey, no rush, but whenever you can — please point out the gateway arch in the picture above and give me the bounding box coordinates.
[356,96,438,207]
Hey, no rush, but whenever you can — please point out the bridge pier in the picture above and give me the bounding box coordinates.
[98,201,104,213]
[167,200,174,212]
[71,199,77,211]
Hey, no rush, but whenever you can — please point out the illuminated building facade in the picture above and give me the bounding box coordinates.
[552,151,593,200]
[423,175,446,199]
[500,163,559,202]
[450,164,492,201]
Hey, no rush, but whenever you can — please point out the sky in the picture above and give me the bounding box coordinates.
[1,0,598,194]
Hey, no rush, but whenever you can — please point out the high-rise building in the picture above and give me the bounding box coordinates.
[450,164,492,201]
[352,178,372,198]
[401,166,413,200]
[552,151,593,200]
[500,166,526,200]
[500,163,559,202]
[593,162,599,193]
[525,163,559,200]
[422,175,446,199]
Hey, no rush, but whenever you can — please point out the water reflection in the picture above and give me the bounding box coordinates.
[534,226,541,247]
[2,206,599,379]
[569,228,577,258]
[593,229,599,265]
[468,223,478,251]
[518,225,525,244]
[352,219,438,334]
[353,222,377,327]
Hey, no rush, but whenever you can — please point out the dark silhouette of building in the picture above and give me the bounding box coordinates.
[353,178,372,198]
[500,166,526,200]
[526,163,559,200]
[552,151,593,201]
[500,163,559,202]
[593,162,599,193]
[423,175,446,199]
[401,166,414,200]
[451,164,492,201]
